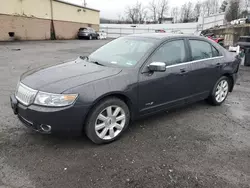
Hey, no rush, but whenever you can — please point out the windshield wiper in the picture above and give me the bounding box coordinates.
[80,56,104,66]
[91,61,105,66]
[80,56,89,60]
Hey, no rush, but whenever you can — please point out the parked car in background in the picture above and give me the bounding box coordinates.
[236,36,250,66]
[78,27,99,40]
[200,31,224,47]
[208,36,224,47]
[171,30,183,34]
[237,36,250,48]
[231,18,248,25]
[155,29,166,33]
[10,34,240,144]
[239,18,247,24]
[97,30,107,39]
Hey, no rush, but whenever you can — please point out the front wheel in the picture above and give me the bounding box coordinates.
[207,76,230,106]
[89,35,92,40]
[85,98,130,144]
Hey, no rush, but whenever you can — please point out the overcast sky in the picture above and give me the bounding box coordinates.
[66,0,192,19]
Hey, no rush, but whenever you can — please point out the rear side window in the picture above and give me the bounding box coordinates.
[189,40,213,60]
[150,40,186,66]
[212,46,220,57]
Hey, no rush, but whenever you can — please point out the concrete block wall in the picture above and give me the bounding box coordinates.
[54,20,99,39]
[0,14,50,41]
[0,0,100,41]
[211,25,250,47]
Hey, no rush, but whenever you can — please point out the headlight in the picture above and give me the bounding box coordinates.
[34,91,78,107]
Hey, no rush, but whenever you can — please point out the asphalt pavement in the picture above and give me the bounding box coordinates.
[0,39,250,188]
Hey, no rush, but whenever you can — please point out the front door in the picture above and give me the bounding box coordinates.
[138,39,191,115]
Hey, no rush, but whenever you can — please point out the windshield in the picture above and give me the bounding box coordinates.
[79,28,88,31]
[88,37,157,67]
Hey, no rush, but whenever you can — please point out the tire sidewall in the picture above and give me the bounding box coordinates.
[85,98,130,144]
[211,76,230,105]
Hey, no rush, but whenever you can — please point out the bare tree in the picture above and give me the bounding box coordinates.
[171,7,179,23]
[137,2,148,24]
[202,0,220,16]
[157,0,169,23]
[211,0,220,14]
[125,6,138,24]
[203,0,212,16]
[125,1,147,24]
[148,0,158,23]
[226,0,241,21]
[186,2,193,21]
[181,1,193,23]
[194,1,202,21]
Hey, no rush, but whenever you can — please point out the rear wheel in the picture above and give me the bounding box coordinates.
[85,98,130,144]
[207,76,230,106]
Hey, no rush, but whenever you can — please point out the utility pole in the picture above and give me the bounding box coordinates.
[83,0,87,7]
[50,0,56,40]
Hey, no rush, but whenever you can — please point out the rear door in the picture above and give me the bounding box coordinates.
[185,39,224,100]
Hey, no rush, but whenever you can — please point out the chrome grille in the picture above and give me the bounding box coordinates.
[15,83,38,106]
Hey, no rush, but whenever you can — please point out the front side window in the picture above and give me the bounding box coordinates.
[190,40,213,60]
[150,40,186,66]
[89,37,157,67]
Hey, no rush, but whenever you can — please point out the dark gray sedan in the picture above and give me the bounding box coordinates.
[10,34,240,144]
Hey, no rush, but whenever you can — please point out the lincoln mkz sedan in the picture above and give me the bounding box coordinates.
[10,34,240,144]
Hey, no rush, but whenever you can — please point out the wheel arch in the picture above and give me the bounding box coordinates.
[84,92,135,126]
[222,73,234,92]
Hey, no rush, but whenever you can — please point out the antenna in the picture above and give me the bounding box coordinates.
[83,0,87,7]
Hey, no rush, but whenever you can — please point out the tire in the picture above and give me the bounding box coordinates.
[85,98,130,144]
[97,35,100,40]
[89,35,92,40]
[207,76,230,106]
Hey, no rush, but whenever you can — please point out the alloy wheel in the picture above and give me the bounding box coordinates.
[215,80,229,103]
[95,105,126,140]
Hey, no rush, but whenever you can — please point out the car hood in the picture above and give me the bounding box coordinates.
[21,57,122,93]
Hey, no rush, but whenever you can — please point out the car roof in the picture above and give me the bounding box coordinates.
[127,33,204,40]
[79,27,92,29]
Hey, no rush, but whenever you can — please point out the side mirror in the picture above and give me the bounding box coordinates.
[148,62,166,72]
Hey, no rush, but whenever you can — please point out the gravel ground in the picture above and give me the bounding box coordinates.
[0,40,250,188]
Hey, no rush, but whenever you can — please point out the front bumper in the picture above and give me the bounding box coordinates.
[10,95,89,135]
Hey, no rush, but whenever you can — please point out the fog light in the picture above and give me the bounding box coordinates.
[40,124,51,133]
